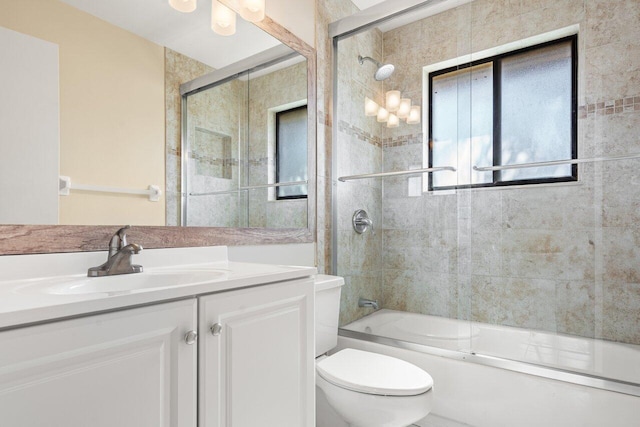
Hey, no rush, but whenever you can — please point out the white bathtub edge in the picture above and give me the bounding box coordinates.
[337,336,640,427]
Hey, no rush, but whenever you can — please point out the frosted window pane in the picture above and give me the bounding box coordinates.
[501,42,573,181]
[432,64,493,187]
[277,106,308,198]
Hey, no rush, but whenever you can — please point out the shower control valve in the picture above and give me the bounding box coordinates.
[353,209,373,234]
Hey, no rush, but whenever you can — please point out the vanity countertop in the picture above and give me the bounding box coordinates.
[0,246,316,330]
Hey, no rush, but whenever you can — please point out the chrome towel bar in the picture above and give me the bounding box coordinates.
[338,166,456,182]
[189,180,307,197]
[472,153,640,172]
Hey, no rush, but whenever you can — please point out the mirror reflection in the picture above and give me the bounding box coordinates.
[0,0,309,229]
[180,54,308,228]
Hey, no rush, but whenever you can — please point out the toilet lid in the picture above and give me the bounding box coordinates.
[316,348,433,396]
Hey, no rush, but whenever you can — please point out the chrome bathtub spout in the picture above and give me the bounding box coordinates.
[359,297,379,310]
[88,225,143,277]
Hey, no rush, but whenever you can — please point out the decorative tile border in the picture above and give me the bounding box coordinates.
[339,94,640,151]
[382,133,423,148]
[579,95,640,118]
[337,119,425,149]
[248,157,270,166]
[338,120,382,147]
[169,147,245,167]
[190,154,239,168]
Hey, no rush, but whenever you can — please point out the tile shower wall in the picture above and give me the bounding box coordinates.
[246,61,308,229]
[376,0,640,344]
[335,23,387,325]
[165,48,246,227]
[165,49,211,226]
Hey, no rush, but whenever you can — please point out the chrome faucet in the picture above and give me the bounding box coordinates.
[88,225,143,277]
[358,297,379,310]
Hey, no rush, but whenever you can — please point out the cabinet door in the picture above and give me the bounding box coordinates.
[0,299,197,427]
[199,278,314,427]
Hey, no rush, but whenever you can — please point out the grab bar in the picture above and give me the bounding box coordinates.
[58,176,162,202]
[472,153,640,172]
[338,166,456,182]
[190,180,307,197]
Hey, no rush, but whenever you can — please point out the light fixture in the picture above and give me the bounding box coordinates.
[397,98,411,119]
[385,90,401,112]
[239,0,265,22]
[407,106,421,125]
[365,97,379,117]
[211,0,237,36]
[170,0,266,36]
[387,113,399,128]
[169,0,197,13]
[376,107,389,123]
[365,91,420,127]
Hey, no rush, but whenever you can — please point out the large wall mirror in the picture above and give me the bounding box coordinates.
[0,0,316,254]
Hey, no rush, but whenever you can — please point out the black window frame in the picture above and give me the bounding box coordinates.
[428,35,578,191]
[275,104,308,200]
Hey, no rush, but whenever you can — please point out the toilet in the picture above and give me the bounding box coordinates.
[314,275,433,427]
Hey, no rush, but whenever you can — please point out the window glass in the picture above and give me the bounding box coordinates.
[428,37,576,190]
[431,63,493,187]
[276,106,308,199]
[501,41,573,181]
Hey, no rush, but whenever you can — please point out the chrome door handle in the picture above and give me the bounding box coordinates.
[210,323,222,336]
[184,330,198,345]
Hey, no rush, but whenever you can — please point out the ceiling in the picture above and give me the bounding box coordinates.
[351,0,387,10]
[344,0,474,33]
[60,0,281,70]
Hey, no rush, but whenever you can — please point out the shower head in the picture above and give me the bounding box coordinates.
[358,55,395,81]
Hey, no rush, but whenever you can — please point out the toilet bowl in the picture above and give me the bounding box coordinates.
[316,348,433,427]
[314,275,433,427]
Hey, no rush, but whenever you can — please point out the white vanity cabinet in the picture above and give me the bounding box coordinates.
[199,277,315,427]
[0,299,198,427]
[0,274,315,427]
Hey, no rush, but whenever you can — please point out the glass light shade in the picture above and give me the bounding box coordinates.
[397,98,411,119]
[387,113,399,128]
[169,0,197,12]
[365,97,379,116]
[211,0,236,36]
[385,90,401,112]
[239,0,265,22]
[376,107,389,123]
[407,106,421,124]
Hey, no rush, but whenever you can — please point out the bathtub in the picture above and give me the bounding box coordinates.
[338,309,640,427]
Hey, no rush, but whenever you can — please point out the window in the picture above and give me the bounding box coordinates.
[428,36,577,190]
[276,105,308,199]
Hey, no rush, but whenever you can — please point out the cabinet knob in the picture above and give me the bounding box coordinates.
[210,323,223,336]
[184,330,198,345]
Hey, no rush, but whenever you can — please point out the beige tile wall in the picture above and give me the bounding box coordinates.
[165,49,247,228]
[246,61,309,229]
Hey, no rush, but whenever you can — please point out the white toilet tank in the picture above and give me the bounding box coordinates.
[315,275,344,357]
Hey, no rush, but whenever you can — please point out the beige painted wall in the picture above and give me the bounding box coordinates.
[0,0,165,226]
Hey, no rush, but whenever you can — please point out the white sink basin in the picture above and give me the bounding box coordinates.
[16,269,227,295]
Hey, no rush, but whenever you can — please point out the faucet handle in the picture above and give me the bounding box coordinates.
[116,225,131,248]
[108,225,131,257]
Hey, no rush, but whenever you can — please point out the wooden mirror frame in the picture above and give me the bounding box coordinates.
[0,16,316,255]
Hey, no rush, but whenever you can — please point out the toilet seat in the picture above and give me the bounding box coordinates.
[316,348,433,396]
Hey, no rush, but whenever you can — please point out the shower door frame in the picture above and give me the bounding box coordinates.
[328,0,640,398]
